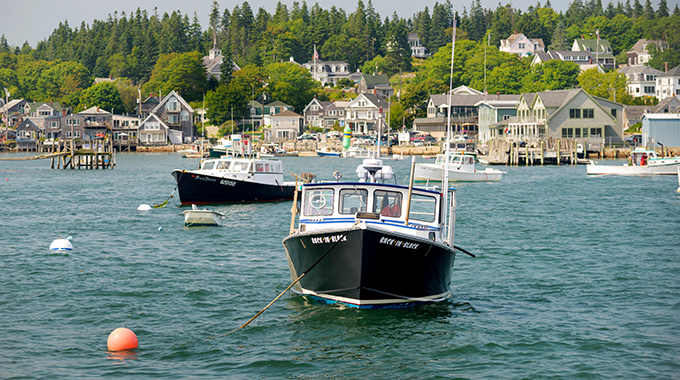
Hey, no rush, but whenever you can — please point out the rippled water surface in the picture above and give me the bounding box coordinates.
[1,153,679,379]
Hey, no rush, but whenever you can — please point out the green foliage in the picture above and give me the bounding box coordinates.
[36,60,93,106]
[577,68,633,104]
[79,82,125,112]
[524,60,580,92]
[265,62,317,112]
[142,52,208,102]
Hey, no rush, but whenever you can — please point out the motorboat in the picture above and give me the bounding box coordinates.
[316,146,342,157]
[586,148,680,176]
[182,204,225,226]
[282,158,457,308]
[342,143,374,159]
[209,135,254,158]
[414,152,504,183]
[172,157,297,204]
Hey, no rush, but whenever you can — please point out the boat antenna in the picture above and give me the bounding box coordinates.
[443,19,456,244]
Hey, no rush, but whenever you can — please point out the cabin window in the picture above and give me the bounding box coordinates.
[408,194,436,223]
[304,188,335,216]
[374,190,402,217]
[216,161,229,170]
[232,162,249,171]
[255,163,264,172]
[339,189,367,214]
[202,162,215,170]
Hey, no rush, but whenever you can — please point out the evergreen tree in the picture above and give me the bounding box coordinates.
[656,0,669,17]
[624,0,633,16]
[468,0,486,41]
[643,0,655,18]
[384,16,412,75]
[605,1,617,17]
[633,0,643,17]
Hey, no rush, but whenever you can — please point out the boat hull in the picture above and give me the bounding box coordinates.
[586,161,680,175]
[182,210,223,226]
[172,170,295,204]
[316,150,341,157]
[283,227,455,308]
[414,163,504,182]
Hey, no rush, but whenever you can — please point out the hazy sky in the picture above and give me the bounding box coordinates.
[1,0,679,48]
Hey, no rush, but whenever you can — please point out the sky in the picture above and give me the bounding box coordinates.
[1,0,679,48]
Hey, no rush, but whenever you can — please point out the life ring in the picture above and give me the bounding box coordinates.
[310,193,327,210]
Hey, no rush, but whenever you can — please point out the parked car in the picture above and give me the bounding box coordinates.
[379,134,398,147]
[297,133,317,141]
[625,134,641,146]
[412,134,437,146]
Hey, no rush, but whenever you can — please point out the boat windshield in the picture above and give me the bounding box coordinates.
[374,190,402,217]
[339,189,367,214]
[304,188,335,216]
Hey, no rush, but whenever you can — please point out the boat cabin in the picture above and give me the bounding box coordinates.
[199,157,283,174]
[630,148,657,166]
[298,182,448,242]
[435,153,475,167]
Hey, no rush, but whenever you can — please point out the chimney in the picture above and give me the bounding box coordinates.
[497,92,500,100]
[62,110,66,116]
[96,106,99,112]
[665,62,668,73]
[373,88,377,95]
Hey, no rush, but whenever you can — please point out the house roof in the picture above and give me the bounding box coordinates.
[653,96,680,113]
[79,106,111,115]
[573,38,613,54]
[623,105,654,123]
[642,112,680,120]
[361,73,390,86]
[151,90,194,114]
[27,101,64,113]
[0,99,24,113]
[658,65,680,77]
[628,39,666,54]
[272,109,301,118]
[619,65,664,75]
[431,93,519,108]
[140,113,169,129]
[266,100,293,109]
[358,93,389,109]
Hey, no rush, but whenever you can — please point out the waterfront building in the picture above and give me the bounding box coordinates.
[476,96,521,143]
[344,93,388,134]
[265,110,304,140]
[641,113,680,147]
[505,89,624,143]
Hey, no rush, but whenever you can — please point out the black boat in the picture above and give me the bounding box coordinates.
[283,158,457,308]
[172,157,296,205]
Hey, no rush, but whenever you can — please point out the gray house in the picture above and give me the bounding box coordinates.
[358,74,393,99]
[303,98,332,130]
[146,91,194,144]
[15,118,40,151]
[476,96,521,143]
[507,89,624,143]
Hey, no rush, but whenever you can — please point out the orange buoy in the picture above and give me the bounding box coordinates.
[107,327,138,351]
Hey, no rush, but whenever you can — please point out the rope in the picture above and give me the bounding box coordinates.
[210,221,360,339]
[153,171,183,208]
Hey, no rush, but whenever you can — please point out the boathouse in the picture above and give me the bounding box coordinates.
[641,113,680,147]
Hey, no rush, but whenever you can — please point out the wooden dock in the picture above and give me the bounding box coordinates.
[0,138,116,169]
[484,138,599,166]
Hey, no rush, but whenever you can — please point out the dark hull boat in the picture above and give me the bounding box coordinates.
[283,158,458,308]
[172,157,295,205]
[283,226,454,307]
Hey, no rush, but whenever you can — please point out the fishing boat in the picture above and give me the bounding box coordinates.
[182,204,225,226]
[282,158,457,308]
[586,148,680,176]
[171,156,296,204]
[316,146,342,157]
[414,152,504,183]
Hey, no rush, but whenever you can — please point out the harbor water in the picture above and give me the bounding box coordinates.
[1,153,679,379]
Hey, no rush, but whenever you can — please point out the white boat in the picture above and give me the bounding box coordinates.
[677,166,680,193]
[414,153,505,183]
[316,146,342,157]
[343,143,374,159]
[182,204,225,226]
[282,158,458,308]
[586,148,680,176]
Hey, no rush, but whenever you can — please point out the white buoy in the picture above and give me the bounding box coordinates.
[137,204,152,211]
[50,236,73,251]
[158,226,163,231]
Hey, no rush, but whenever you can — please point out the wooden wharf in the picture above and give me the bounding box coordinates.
[0,137,116,169]
[484,138,598,166]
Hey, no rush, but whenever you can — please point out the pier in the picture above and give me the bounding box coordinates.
[0,137,115,169]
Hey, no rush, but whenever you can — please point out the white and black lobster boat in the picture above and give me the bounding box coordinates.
[282,158,458,308]
[172,156,296,205]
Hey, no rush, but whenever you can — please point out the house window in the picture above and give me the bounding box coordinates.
[644,86,655,93]
[168,114,179,124]
[180,111,189,121]
[575,128,581,138]
[311,105,318,111]
[166,98,179,112]
[562,128,574,138]
[519,43,525,49]
[569,109,581,118]
[146,122,160,130]
[583,109,594,119]
[590,128,602,137]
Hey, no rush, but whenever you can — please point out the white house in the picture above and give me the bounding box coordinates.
[138,113,170,145]
[619,65,662,98]
[656,65,680,100]
[344,93,388,134]
[499,32,545,58]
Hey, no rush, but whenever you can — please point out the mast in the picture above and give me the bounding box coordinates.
[443,19,456,245]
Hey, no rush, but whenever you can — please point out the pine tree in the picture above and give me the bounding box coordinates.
[468,0,486,42]
[656,0,669,17]
[643,0,655,18]
[633,0,643,17]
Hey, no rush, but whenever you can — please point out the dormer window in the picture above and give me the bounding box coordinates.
[166,97,179,112]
